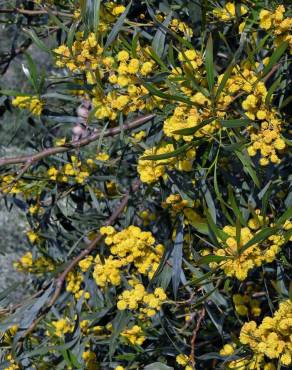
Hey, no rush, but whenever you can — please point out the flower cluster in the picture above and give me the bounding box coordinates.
[137,144,196,184]
[3,354,19,370]
[66,271,90,300]
[47,156,90,184]
[12,95,43,115]
[139,209,156,226]
[117,281,167,317]
[176,353,192,370]
[212,2,247,21]
[92,46,161,120]
[82,351,98,370]
[13,251,54,273]
[93,225,164,287]
[54,33,103,73]
[156,13,193,38]
[49,318,73,337]
[241,82,286,166]
[120,325,146,346]
[259,5,292,53]
[240,299,292,366]
[209,214,286,280]
[233,293,261,317]
[161,193,203,228]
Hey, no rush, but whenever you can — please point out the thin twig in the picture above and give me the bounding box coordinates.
[0,114,155,168]
[190,307,206,368]
[0,8,73,18]
[0,114,155,196]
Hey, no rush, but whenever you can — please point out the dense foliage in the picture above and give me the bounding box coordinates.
[0,1,291,369]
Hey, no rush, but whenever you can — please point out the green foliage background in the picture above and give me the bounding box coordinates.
[0,1,291,369]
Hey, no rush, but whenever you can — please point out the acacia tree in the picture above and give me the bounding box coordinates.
[0,1,291,369]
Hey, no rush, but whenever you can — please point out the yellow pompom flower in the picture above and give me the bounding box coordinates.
[240,300,292,365]
[12,95,44,115]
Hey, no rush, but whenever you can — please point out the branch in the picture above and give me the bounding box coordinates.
[20,180,140,340]
[0,114,156,168]
[190,307,206,368]
[0,8,73,18]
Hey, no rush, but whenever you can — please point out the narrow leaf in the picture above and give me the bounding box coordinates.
[205,34,214,93]
[105,1,132,49]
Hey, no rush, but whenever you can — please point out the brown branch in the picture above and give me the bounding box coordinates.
[0,8,73,18]
[0,114,155,168]
[20,180,140,340]
[190,307,206,368]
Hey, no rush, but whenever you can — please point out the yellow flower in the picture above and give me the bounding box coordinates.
[176,353,189,366]
[96,152,109,161]
[79,256,93,272]
[137,144,175,183]
[117,50,129,62]
[132,130,146,141]
[239,300,292,363]
[121,325,145,345]
[26,230,39,244]
[259,9,273,30]
[51,318,73,337]
[47,167,58,180]
[220,343,235,356]
[55,137,66,146]
[12,95,44,115]
[112,5,126,16]
[140,61,154,76]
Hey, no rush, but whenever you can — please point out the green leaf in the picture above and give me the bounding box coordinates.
[0,283,19,302]
[220,118,251,128]
[152,12,172,57]
[141,143,192,161]
[276,208,292,226]
[198,255,232,265]
[109,310,130,357]
[104,1,132,49]
[0,90,32,97]
[45,6,69,32]
[227,186,245,226]
[143,81,193,105]
[67,22,79,49]
[265,76,282,105]
[144,363,174,370]
[235,150,260,188]
[215,61,235,99]
[261,41,288,78]
[203,184,217,224]
[93,0,101,34]
[172,116,217,136]
[204,208,228,242]
[171,219,184,299]
[60,349,82,369]
[42,93,80,102]
[23,29,51,53]
[205,34,215,93]
[239,227,278,254]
